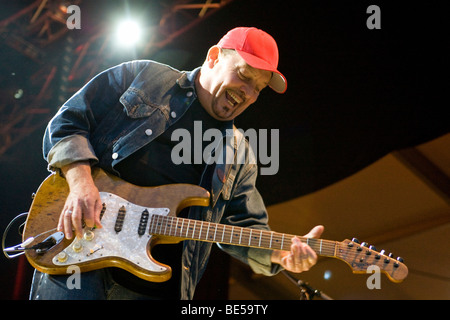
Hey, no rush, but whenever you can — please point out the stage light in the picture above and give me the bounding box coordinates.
[116,20,142,47]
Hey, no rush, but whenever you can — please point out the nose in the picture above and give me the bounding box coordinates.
[240,83,258,101]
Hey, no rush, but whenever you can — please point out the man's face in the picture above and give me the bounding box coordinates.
[199,48,272,121]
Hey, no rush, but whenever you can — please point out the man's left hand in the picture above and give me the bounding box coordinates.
[271,225,324,273]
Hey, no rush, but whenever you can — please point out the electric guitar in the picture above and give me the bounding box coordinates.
[23,168,408,283]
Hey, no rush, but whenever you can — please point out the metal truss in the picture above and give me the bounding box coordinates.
[0,0,233,159]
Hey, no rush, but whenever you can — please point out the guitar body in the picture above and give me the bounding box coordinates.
[22,168,408,284]
[23,167,210,282]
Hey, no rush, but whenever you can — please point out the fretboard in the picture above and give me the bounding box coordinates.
[149,215,338,257]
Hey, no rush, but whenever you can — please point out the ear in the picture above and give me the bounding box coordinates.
[205,46,221,68]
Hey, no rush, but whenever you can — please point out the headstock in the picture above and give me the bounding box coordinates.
[336,238,408,283]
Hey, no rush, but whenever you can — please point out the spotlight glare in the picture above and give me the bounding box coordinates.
[116,20,142,47]
[14,89,24,99]
[323,270,332,280]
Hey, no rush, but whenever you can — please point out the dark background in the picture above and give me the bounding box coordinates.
[1,0,448,299]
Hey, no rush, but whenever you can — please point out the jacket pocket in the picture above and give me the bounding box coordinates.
[119,87,159,118]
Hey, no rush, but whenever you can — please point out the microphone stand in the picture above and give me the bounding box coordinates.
[282,271,333,300]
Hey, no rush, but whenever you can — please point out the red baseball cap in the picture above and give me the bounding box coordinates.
[217,27,287,94]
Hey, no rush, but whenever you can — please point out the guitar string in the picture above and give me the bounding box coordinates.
[150,215,337,256]
[151,214,340,255]
[68,211,403,277]
[56,211,403,278]
[147,214,405,270]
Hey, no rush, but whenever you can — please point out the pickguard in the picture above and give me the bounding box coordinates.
[52,192,170,273]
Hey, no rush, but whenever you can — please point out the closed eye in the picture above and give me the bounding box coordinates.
[238,70,259,93]
[238,70,250,81]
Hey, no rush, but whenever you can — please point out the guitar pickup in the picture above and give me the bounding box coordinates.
[114,206,127,233]
[138,209,150,236]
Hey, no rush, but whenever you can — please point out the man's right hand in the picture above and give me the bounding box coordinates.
[58,161,103,239]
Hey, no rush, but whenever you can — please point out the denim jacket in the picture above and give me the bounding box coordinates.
[43,60,281,299]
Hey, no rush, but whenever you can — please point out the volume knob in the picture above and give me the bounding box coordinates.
[56,251,68,263]
[84,230,95,241]
[72,241,83,253]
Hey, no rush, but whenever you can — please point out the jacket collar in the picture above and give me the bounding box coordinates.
[177,67,201,90]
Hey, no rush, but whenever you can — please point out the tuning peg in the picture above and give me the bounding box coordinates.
[352,238,360,244]
[394,257,404,268]
[383,252,394,264]
[380,249,386,256]
[369,245,377,251]
[361,242,369,247]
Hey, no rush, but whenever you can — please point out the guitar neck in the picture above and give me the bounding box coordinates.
[150,215,338,257]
